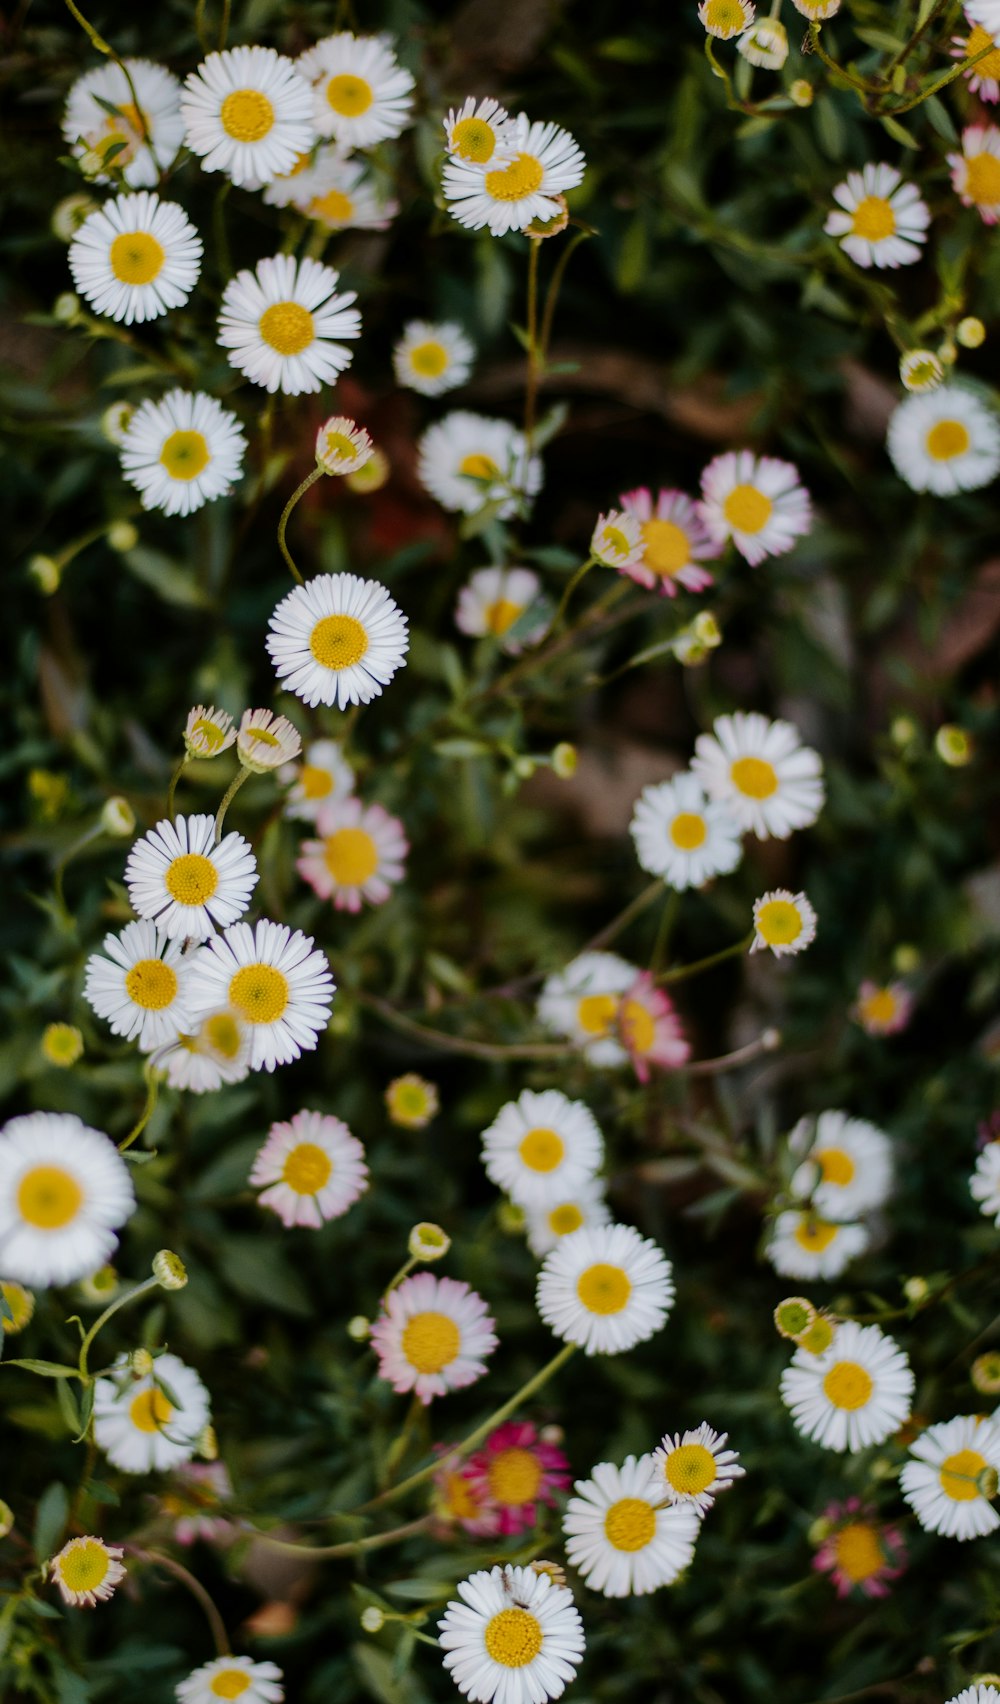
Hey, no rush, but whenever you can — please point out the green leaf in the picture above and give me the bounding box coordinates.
[432,738,492,759]
[120,546,214,610]
[217,1236,313,1315]
[880,114,920,149]
[923,93,958,143]
[32,1482,69,1562]
[55,1377,81,1436]
[3,1358,83,1379]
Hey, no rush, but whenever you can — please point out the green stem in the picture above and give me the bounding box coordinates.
[686,1029,781,1076]
[383,1392,423,1483]
[807,23,873,94]
[166,755,189,822]
[133,1549,229,1654]
[62,1,152,150]
[218,0,231,49]
[659,931,753,984]
[523,239,542,455]
[193,0,210,50]
[384,1256,419,1295]
[252,1514,431,1561]
[78,1276,160,1381]
[649,889,680,977]
[582,880,664,955]
[118,1069,161,1153]
[538,229,593,362]
[52,823,104,924]
[886,43,997,113]
[357,993,575,1061]
[277,466,323,583]
[546,557,596,636]
[879,0,947,78]
[214,766,251,842]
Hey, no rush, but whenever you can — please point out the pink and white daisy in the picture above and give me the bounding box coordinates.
[698,452,812,566]
[296,796,408,913]
[617,971,690,1083]
[949,125,1000,224]
[852,980,913,1037]
[431,1455,499,1536]
[454,566,546,654]
[250,1108,368,1229]
[812,1498,907,1599]
[619,488,720,594]
[463,1420,571,1536]
[952,16,1000,104]
[370,1272,497,1405]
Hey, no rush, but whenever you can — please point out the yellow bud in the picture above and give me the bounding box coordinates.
[345,447,390,493]
[53,292,82,325]
[347,1315,371,1342]
[361,1606,385,1633]
[41,1023,84,1068]
[551,742,577,779]
[408,1222,451,1261]
[28,555,62,596]
[790,79,814,107]
[130,1348,154,1377]
[957,317,986,349]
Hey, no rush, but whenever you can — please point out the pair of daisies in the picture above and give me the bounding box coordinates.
[481,1087,611,1256]
[535,949,690,1083]
[440,96,585,237]
[766,1109,893,1283]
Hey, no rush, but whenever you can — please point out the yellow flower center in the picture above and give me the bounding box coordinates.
[619,997,655,1056]
[323,826,379,887]
[158,430,210,481]
[832,1522,885,1583]
[925,419,971,461]
[966,25,1000,78]
[244,725,281,750]
[459,452,499,481]
[518,1126,565,1173]
[204,1012,242,1060]
[487,1446,543,1506]
[42,1023,84,1066]
[599,524,632,560]
[722,483,773,535]
[326,73,374,116]
[794,1217,837,1253]
[58,1540,110,1594]
[281,1141,332,1195]
[128,1386,174,1433]
[823,1360,874,1411]
[310,188,355,225]
[109,230,164,285]
[410,340,449,376]
[299,763,334,800]
[965,151,1000,204]
[485,152,545,202]
[190,716,228,754]
[484,1607,543,1668]
[443,1471,481,1520]
[165,852,219,907]
[641,518,691,576]
[17,1166,83,1230]
[389,1080,431,1121]
[730,755,778,799]
[322,431,361,463]
[400,1309,461,1374]
[309,613,369,670]
[604,1497,656,1552]
[209,1672,252,1700]
[228,964,290,1025]
[125,957,179,1011]
[576,1261,631,1314]
[816,1146,855,1185]
[670,811,707,851]
[576,992,618,1036]
[662,1442,717,1495]
[860,988,897,1027]
[548,1202,584,1236]
[940,1448,989,1502]
[219,88,274,142]
[484,598,523,636]
[704,0,747,28]
[451,116,496,163]
[756,899,802,946]
[850,195,896,241]
[259,301,315,356]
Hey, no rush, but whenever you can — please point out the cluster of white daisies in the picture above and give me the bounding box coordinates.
[766,1110,894,1282]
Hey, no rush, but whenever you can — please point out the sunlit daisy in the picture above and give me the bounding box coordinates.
[465,1422,571,1537]
[180,46,314,187]
[536,950,638,1067]
[417,412,543,519]
[780,1321,913,1453]
[371,1272,497,1405]
[949,125,1000,222]
[698,452,812,566]
[293,150,398,230]
[297,32,414,147]
[443,97,516,166]
[952,17,1000,104]
[124,813,257,943]
[439,1563,584,1703]
[218,255,361,395]
[737,18,788,66]
[590,510,643,571]
[297,795,408,912]
[442,114,585,236]
[0,1112,134,1288]
[49,1536,126,1608]
[852,980,913,1036]
[971,1141,1000,1224]
[812,1498,906,1599]
[386,1073,440,1129]
[825,163,930,269]
[766,1210,870,1280]
[563,1456,700,1596]
[691,711,824,839]
[315,415,374,476]
[93,1352,210,1473]
[481,1089,604,1212]
[163,1007,252,1095]
[699,0,755,38]
[887,385,1000,496]
[395,320,475,396]
[266,572,409,710]
[537,1222,674,1355]
[236,708,301,773]
[281,739,355,822]
[630,772,742,890]
[69,191,201,325]
[176,1656,284,1704]
[84,919,197,1050]
[118,389,246,517]
[186,919,334,1072]
[645,1423,745,1515]
[63,59,184,187]
[789,1110,893,1221]
[454,566,546,653]
[618,488,720,593]
[751,889,817,956]
[250,1108,368,1229]
[901,1414,1000,1539]
[525,1180,611,1258]
[184,706,235,760]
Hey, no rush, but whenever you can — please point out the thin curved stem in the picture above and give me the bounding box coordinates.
[78,1276,160,1382]
[659,932,753,985]
[166,755,189,822]
[538,229,592,361]
[252,1514,431,1561]
[133,1549,230,1654]
[545,557,596,637]
[685,1029,781,1076]
[118,1070,160,1153]
[214,766,251,842]
[357,993,575,1061]
[277,467,323,583]
[52,823,103,924]
[582,881,664,954]
[523,239,542,454]
[807,22,873,94]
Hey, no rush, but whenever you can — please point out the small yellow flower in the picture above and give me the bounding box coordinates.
[41,1023,84,1068]
[789,79,814,107]
[385,1073,439,1129]
[28,769,70,820]
[316,415,374,476]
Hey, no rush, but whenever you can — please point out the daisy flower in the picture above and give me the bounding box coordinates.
[93,1352,210,1473]
[180,46,314,187]
[250,1108,368,1229]
[62,59,184,187]
[370,1272,497,1405]
[751,889,817,957]
[83,919,198,1050]
[297,795,408,913]
[235,709,301,774]
[698,452,812,566]
[645,1423,745,1515]
[563,1456,700,1596]
[455,566,546,653]
[443,97,516,166]
[536,1222,674,1356]
[118,389,247,517]
[789,1110,893,1220]
[386,1073,439,1129]
[442,113,585,236]
[812,1498,906,1599]
[0,1112,134,1288]
[123,813,257,943]
[536,950,639,1067]
[266,572,409,710]
[970,1141,1000,1224]
[48,1536,126,1607]
[948,1691,1000,1704]
[296,151,398,231]
[163,1008,252,1095]
[438,1563,584,1703]
[186,919,334,1072]
[629,772,742,890]
[315,416,374,476]
[297,32,414,147]
[481,1088,604,1212]
[738,19,788,67]
[852,980,913,1036]
[691,710,825,839]
[619,972,690,1083]
[395,320,475,396]
[417,411,543,519]
[699,0,755,37]
[952,16,1000,104]
[465,1422,571,1537]
[791,0,841,15]
[618,488,720,593]
[900,349,945,394]
[968,2,1000,37]
[590,510,643,571]
[218,255,361,396]
[949,125,1000,223]
[281,739,355,822]
[184,706,236,760]
[525,1180,611,1258]
[886,385,1000,496]
[68,191,201,325]
[901,1414,1000,1539]
[766,1210,870,1280]
[780,1321,913,1452]
[825,163,930,269]
[176,1657,284,1704]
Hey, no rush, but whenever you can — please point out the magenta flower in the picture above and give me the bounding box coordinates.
[463,1420,571,1536]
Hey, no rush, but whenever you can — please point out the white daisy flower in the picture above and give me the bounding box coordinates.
[281,739,355,822]
[438,1563,584,1703]
[691,711,825,839]
[62,59,184,187]
[645,1423,745,1514]
[563,1456,700,1596]
[297,32,414,148]
[766,1210,870,1280]
[259,146,321,207]
[49,1536,126,1607]
[751,889,817,956]
[481,1088,604,1212]
[93,1352,210,1473]
[629,772,742,890]
[947,1691,1000,1704]
[737,18,788,67]
[236,708,301,772]
[536,950,638,1067]
[0,1112,134,1288]
[180,46,315,187]
[68,191,201,325]
[949,125,1000,224]
[315,415,374,475]
[790,0,840,15]
[417,411,543,520]
[524,1181,611,1258]
[901,1414,1000,1539]
[250,1108,368,1229]
[118,389,247,518]
[887,385,1000,496]
[267,572,408,710]
[124,814,257,943]
[698,451,812,566]
[824,163,930,269]
[971,1142,1000,1223]
[296,796,408,912]
[536,1222,674,1356]
[590,510,644,571]
[163,1007,252,1095]
[186,918,334,1072]
[789,1110,893,1221]
[442,113,585,236]
[454,566,546,654]
[699,0,755,38]
[305,154,397,231]
[394,320,475,396]
[83,919,198,1050]
[443,97,516,166]
[780,1321,913,1453]
[177,1657,284,1704]
[217,255,361,396]
[370,1272,497,1405]
[184,705,236,760]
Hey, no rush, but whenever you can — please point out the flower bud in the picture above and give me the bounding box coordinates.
[316,416,374,476]
[513,755,537,780]
[762,1027,782,1051]
[957,317,986,349]
[797,1315,836,1355]
[530,1560,567,1585]
[692,611,722,648]
[789,79,813,107]
[899,349,943,394]
[903,1276,929,1304]
[497,1200,526,1234]
[938,336,958,366]
[1,1281,35,1335]
[526,196,569,238]
[978,1466,1000,1501]
[0,1502,13,1539]
[153,1250,188,1290]
[101,796,136,838]
[347,1315,371,1342]
[935,724,972,767]
[807,1516,831,1546]
[79,1265,119,1304]
[971,1352,1000,1396]
[773,1297,816,1340]
[345,448,390,494]
[408,1222,451,1261]
[892,943,920,976]
[41,1023,84,1068]
[130,1348,154,1377]
[106,520,138,554]
[53,292,82,325]
[101,402,134,445]
[360,1606,385,1633]
[890,715,918,750]
[198,1425,219,1461]
[51,194,98,242]
[551,742,577,778]
[28,555,62,596]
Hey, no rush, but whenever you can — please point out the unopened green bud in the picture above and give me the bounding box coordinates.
[0,1501,13,1539]
[408,1222,451,1262]
[551,742,577,779]
[347,1314,371,1342]
[153,1250,188,1290]
[53,292,82,325]
[131,1348,154,1377]
[28,555,62,596]
[361,1606,385,1633]
[107,520,138,553]
[935,724,972,767]
[903,1276,929,1304]
[101,796,136,837]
